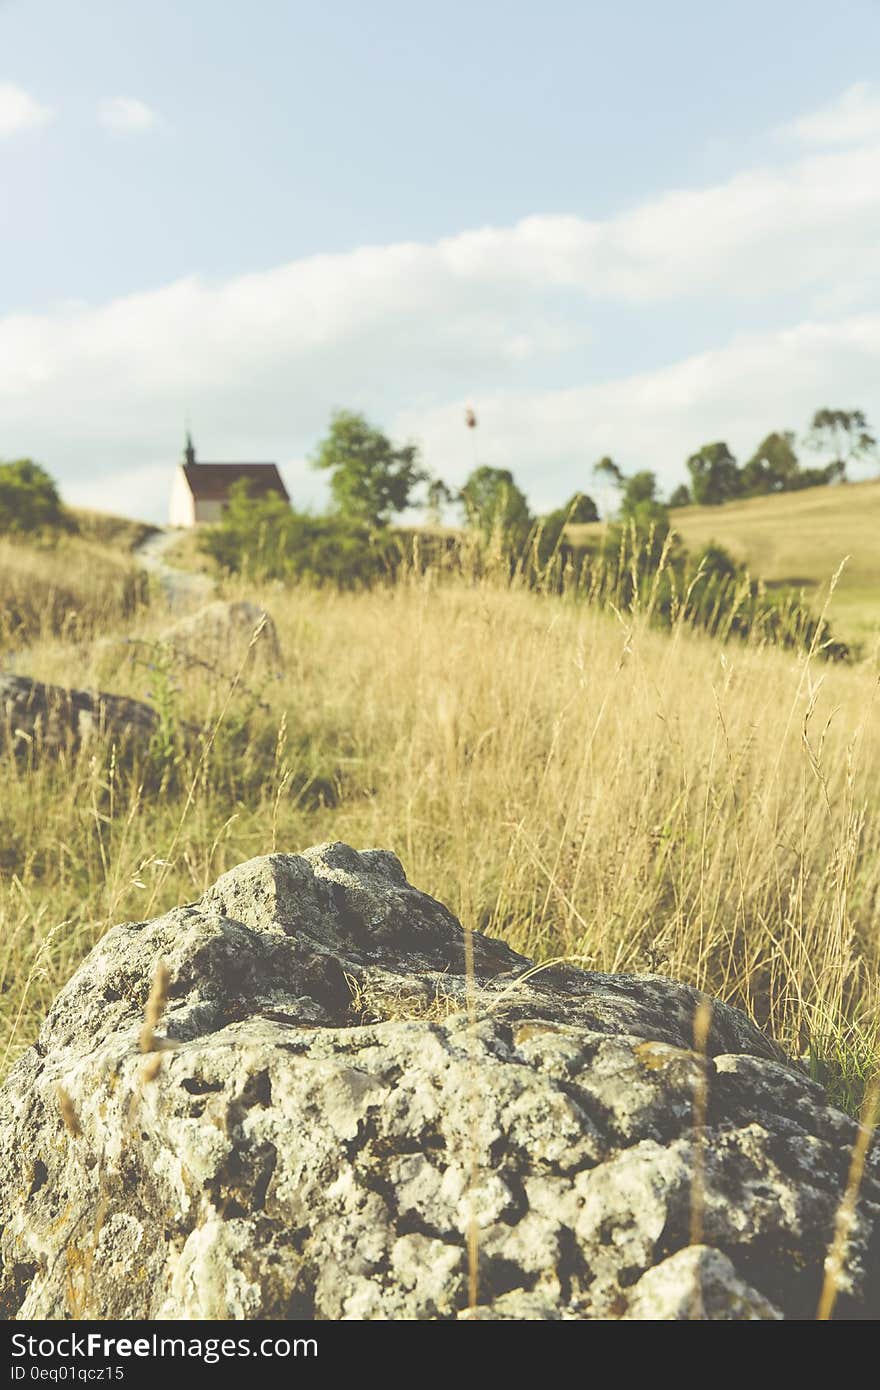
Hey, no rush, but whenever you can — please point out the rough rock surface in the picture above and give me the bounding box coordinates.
[160,599,282,674]
[0,673,158,756]
[1,843,877,1321]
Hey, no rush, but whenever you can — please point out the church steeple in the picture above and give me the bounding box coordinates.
[183,431,196,468]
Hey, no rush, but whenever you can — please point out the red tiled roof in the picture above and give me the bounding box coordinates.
[182,463,289,502]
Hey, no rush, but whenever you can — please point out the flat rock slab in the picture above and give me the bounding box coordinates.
[0,843,877,1320]
[0,673,158,756]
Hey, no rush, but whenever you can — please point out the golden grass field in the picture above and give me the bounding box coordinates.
[0,529,148,652]
[570,478,880,652]
[2,512,879,1115]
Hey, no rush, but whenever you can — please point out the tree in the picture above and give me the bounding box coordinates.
[785,461,846,491]
[562,492,599,524]
[424,475,454,526]
[593,456,624,489]
[310,410,425,527]
[806,409,877,474]
[594,459,669,530]
[534,494,598,569]
[740,431,800,496]
[686,442,741,506]
[0,459,66,533]
[459,465,532,546]
[620,470,663,522]
[669,483,692,508]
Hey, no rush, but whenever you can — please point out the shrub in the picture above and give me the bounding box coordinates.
[527,519,844,659]
[200,481,401,588]
[0,460,66,534]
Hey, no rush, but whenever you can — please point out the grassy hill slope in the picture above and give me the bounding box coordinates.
[69,507,158,551]
[671,481,880,649]
[0,529,151,654]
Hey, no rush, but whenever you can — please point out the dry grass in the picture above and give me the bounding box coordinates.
[346,972,462,1025]
[159,526,216,576]
[571,478,880,651]
[68,508,158,552]
[2,538,880,1109]
[0,533,149,653]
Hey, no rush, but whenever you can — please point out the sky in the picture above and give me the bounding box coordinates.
[2,0,880,521]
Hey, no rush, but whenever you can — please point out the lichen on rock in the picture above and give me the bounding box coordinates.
[0,842,877,1320]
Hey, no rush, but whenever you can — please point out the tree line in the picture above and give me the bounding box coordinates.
[671,409,877,508]
[276,403,879,546]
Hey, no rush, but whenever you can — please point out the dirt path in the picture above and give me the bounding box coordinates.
[134,529,215,612]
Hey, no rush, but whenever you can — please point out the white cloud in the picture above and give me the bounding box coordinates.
[99,97,160,134]
[1,84,879,520]
[780,81,880,148]
[0,81,52,137]
[432,139,880,306]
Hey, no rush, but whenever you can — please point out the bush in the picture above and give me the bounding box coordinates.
[524,518,845,659]
[0,460,67,534]
[201,481,401,588]
[584,524,845,658]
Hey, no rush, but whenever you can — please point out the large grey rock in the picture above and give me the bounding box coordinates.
[0,843,877,1320]
[160,599,282,675]
[0,673,158,756]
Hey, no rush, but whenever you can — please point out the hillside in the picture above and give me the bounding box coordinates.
[571,479,880,651]
[0,528,150,655]
[68,507,158,551]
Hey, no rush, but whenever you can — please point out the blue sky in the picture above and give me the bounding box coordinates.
[2,0,880,520]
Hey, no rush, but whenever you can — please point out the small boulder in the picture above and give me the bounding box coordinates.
[160,599,282,674]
